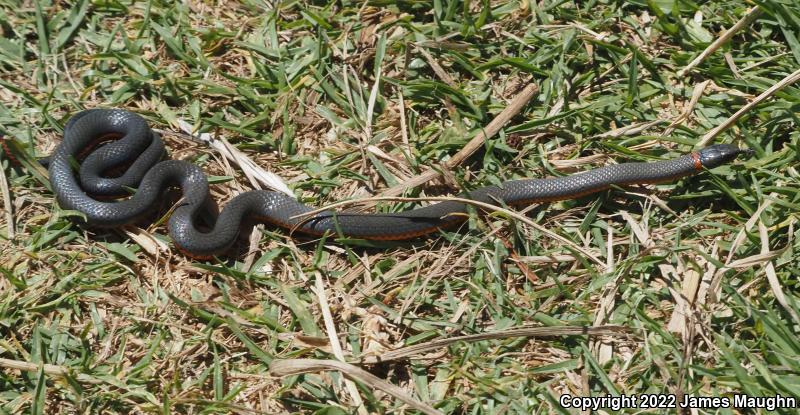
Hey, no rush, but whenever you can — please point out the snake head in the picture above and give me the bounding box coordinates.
[698,144,749,169]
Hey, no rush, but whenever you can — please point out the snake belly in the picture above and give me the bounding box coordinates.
[48,109,744,258]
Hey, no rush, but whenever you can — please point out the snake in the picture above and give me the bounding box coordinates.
[44,108,746,258]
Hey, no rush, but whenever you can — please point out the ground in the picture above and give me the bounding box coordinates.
[1,0,799,414]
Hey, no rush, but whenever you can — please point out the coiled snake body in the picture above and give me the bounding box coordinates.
[48,109,745,258]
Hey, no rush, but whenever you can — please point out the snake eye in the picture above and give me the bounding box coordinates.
[698,144,745,169]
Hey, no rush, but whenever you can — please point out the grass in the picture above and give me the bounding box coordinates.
[1,0,799,414]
